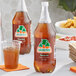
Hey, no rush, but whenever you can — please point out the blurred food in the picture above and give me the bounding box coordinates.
[59,36,76,41]
[56,35,61,39]
[60,17,76,28]
[69,43,76,62]
[70,67,76,73]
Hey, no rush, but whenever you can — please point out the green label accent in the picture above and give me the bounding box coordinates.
[15,25,28,37]
[37,39,52,53]
[40,54,49,56]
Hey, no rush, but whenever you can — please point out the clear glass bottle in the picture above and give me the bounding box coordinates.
[34,2,56,73]
[12,0,31,54]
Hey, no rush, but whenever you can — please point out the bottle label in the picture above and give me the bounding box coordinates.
[37,39,52,53]
[15,25,28,38]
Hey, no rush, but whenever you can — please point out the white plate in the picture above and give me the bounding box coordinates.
[56,33,76,50]
[55,20,76,35]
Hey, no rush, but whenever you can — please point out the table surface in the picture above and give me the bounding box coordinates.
[0,47,76,76]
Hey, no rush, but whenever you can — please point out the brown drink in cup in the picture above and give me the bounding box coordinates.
[2,40,21,69]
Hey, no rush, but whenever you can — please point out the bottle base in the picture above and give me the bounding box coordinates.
[34,61,56,73]
[20,47,31,54]
[35,67,55,73]
[20,50,31,54]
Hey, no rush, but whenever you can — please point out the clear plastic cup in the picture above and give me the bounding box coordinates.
[2,40,21,69]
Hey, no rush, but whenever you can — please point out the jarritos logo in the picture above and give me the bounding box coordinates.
[37,39,52,53]
[15,25,28,37]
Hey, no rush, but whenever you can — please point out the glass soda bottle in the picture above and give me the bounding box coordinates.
[34,2,56,73]
[12,0,31,54]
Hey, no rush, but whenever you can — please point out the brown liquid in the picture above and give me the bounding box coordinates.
[3,47,19,69]
[12,11,31,54]
[34,23,56,73]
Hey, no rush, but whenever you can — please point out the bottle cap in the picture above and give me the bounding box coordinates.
[39,2,51,23]
[41,2,49,6]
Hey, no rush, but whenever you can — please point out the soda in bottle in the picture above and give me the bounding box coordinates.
[34,2,56,73]
[12,0,31,54]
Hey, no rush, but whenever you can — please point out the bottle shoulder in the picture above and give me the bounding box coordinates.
[34,23,56,38]
[12,12,31,24]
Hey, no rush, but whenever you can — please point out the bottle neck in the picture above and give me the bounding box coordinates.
[17,0,27,12]
[39,6,51,23]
